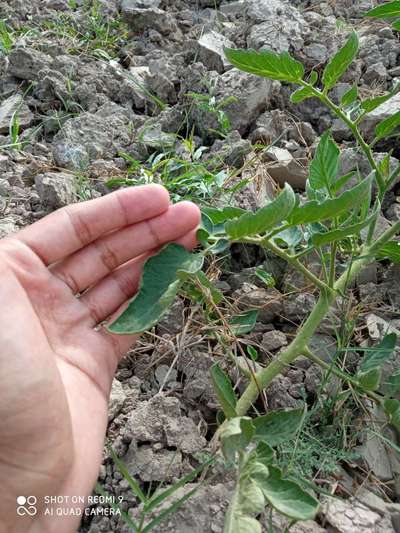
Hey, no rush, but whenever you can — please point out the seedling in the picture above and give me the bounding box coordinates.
[108,6,400,531]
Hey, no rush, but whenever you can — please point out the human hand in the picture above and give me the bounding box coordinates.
[0,185,200,533]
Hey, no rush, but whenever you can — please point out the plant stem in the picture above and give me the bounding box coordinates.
[387,162,400,191]
[302,347,382,404]
[235,292,332,415]
[235,221,400,416]
[241,236,332,294]
[304,83,385,196]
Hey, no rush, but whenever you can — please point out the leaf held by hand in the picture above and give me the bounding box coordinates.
[108,244,203,334]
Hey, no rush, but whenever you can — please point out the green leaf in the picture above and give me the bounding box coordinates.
[309,131,340,191]
[202,206,246,224]
[255,466,319,521]
[388,370,400,394]
[193,270,223,304]
[366,1,400,18]
[208,239,231,255]
[229,310,259,335]
[331,171,357,194]
[311,203,380,247]
[143,485,202,533]
[375,110,400,140]
[211,364,237,419]
[309,70,318,85]
[377,241,400,263]
[224,47,305,83]
[145,459,213,512]
[322,32,359,90]
[225,184,296,239]
[358,368,382,391]
[361,86,400,112]
[255,268,275,288]
[384,399,400,432]
[224,511,261,533]
[393,19,400,30]
[108,244,203,334]
[274,226,303,249]
[290,175,372,225]
[220,417,254,463]
[360,333,397,373]
[109,447,147,504]
[291,86,315,103]
[253,408,305,447]
[341,84,358,107]
[238,478,265,515]
[254,442,275,466]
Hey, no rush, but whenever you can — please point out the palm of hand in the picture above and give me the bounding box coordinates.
[0,185,199,533]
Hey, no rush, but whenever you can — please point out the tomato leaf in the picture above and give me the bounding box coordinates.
[108,244,203,334]
[366,1,400,18]
[225,184,296,239]
[289,176,372,225]
[224,47,305,83]
[360,333,397,373]
[322,32,359,90]
[309,131,340,191]
[253,408,305,447]
[211,364,237,419]
[255,466,319,521]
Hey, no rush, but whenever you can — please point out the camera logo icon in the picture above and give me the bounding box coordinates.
[16,496,37,516]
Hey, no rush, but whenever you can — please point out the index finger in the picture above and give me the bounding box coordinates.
[14,184,170,265]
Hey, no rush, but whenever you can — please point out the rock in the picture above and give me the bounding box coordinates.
[359,435,393,482]
[303,43,328,63]
[207,130,251,168]
[108,379,126,422]
[322,497,395,532]
[178,348,217,407]
[217,69,273,135]
[363,62,387,84]
[154,364,178,389]
[262,146,308,189]
[139,124,176,150]
[122,0,161,7]
[35,172,76,209]
[356,262,378,286]
[267,375,301,409]
[308,334,337,363]
[125,444,183,482]
[121,3,177,34]
[125,395,206,453]
[157,299,185,335]
[52,104,132,170]
[0,94,34,134]
[382,264,400,309]
[233,283,284,323]
[365,313,400,342]
[8,48,52,81]
[220,1,246,17]
[272,511,326,532]
[283,293,316,322]
[386,203,400,221]
[261,330,288,352]
[0,216,18,238]
[246,0,306,52]
[360,92,400,141]
[131,482,231,533]
[197,31,233,74]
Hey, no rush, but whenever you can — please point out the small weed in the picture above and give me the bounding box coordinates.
[0,20,14,54]
[96,447,214,533]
